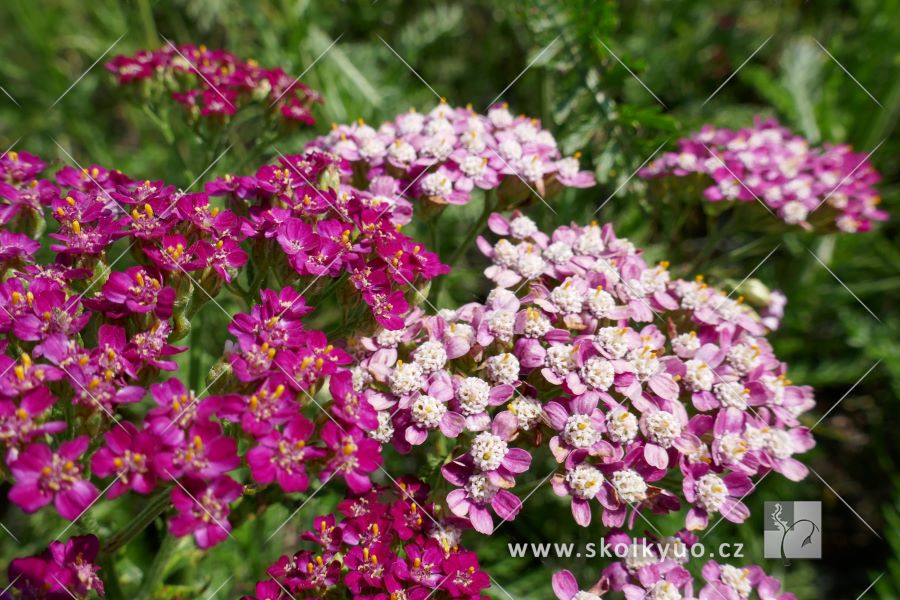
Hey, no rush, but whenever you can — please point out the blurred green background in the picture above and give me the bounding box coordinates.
[0,0,898,598]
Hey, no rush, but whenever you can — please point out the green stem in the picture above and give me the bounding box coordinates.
[136,533,179,600]
[99,553,125,600]
[102,488,172,557]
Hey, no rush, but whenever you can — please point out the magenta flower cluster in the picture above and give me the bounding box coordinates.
[6,535,104,600]
[639,118,886,232]
[349,211,815,535]
[106,44,322,123]
[204,151,449,329]
[245,478,491,600]
[308,101,595,205]
[0,150,391,552]
[553,530,795,600]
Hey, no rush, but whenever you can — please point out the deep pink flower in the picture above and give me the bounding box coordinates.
[169,475,242,549]
[246,415,324,493]
[8,437,99,520]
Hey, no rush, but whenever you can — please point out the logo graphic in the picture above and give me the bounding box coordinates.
[763,501,821,561]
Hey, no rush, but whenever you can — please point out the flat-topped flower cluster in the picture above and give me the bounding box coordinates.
[106,44,322,123]
[6,535,104,599]
[349,212,815,534]
[308,101,595,205]
[639,118,886,232]
[245,479,490,600]
[0,149,406,555]
[204,151,448,329]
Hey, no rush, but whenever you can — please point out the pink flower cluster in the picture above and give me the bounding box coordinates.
[349,212,814,534]
[6,535,104,599]
[639,118,886,232]
[308,101,595,205]
[0,150,388,550]
[106,44,322,123]
[205,151,448,329]
[245,479,491,600]
[554,531,795,600]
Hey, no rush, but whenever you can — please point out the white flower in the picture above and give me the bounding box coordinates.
[425,117,454,137]
[389,361,424,395]
[513,121,540,143]
[420,172,453,199]
[645,411,682,448]
[586,287,615,318]
[727,343,760,375]
[556,156,580,179]
[470,432,509,471]
[718,433,749,464]
[460,129,487,153]
[782,200,809,224]
[765,429,794,459]
[719,565,752,597]
[623,541,658,571]
[612,469,648,503]
[499,138,523,162]
[421,133,456,161]
[695,473,728,512]
[595,327,630,359]
[671,332,700,357]
[388,139,417,164]
[509,396,543,430]
[466,473,499,503]
[547,344,576,377]
[629,346,661,382]
[397,111,425,135]
[413,340,448,373]
[486,353,520,385]
[492,239,519,268]
[411,395,446,429]
[351,366,371,392]
[581,357,614,390]
[486,310,516,342]
[516,250,546,279]
[563,414,600,448]
[370,411,395,443]
[456,377,491,415]
[684,359,714,392]
[509,215,539,239]
[565,463,604,499]
[677,152,698,170]
[606,408,638,443]
[649,581,683,600]
[460,155,488,178]
[358,138,386,160]
[522,307,552,338]
[544,241,574,265]
[487,105,514,128]
[574,226,605,256]
[520,154,545,181]
[714,381,748,410]
[550,279,584,314]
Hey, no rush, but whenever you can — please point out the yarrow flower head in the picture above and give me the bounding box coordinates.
[639,118,886,232]
[244,479,491,599]
[0,150,394,556]
[350,213,814,536]
[308,101,595,206]
[106,44,322,124]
